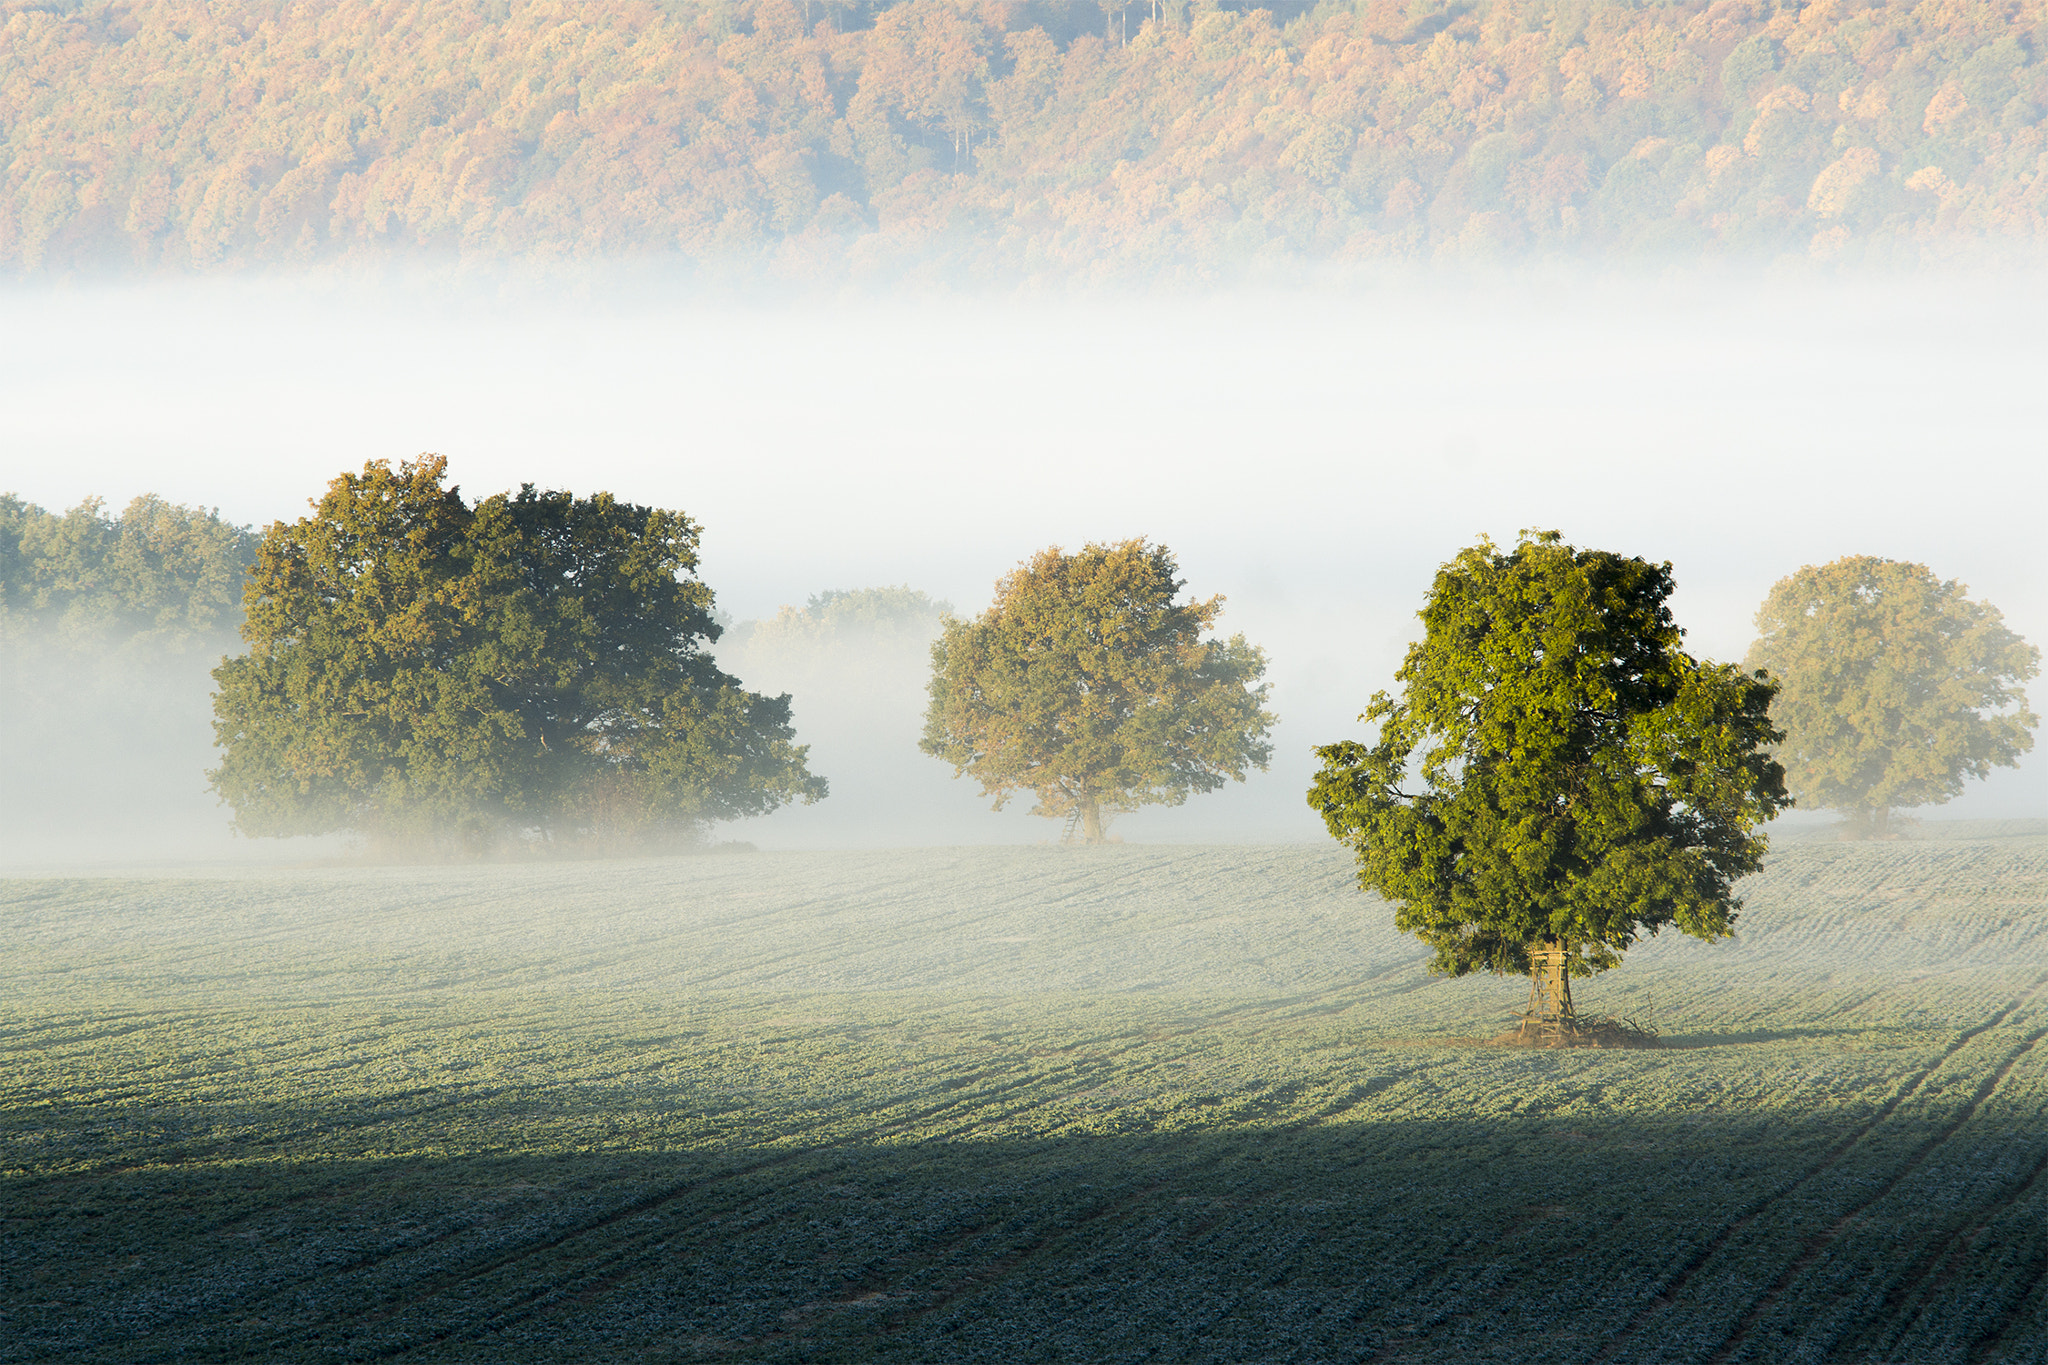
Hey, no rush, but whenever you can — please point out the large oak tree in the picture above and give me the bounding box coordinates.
[209,457,825,854]
[1745,556,2038,837]
[1309,533,1788,1035]
[921,540,1272,842]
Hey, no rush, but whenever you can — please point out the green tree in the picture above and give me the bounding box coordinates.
[208,456,825,855]
[921,539,1273,842]
[725,585,955,665]
[1,493,259,856]
[0,492,255,650]
[1308,533,1788,1036]
[1744,556,2038,838]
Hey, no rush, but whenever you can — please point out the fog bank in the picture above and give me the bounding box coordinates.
[3,266,2042,855]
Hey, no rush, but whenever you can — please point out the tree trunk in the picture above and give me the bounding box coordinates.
[1519,938,1575,1042]
[1080,795,1104,844]
[1872,805,1890,839]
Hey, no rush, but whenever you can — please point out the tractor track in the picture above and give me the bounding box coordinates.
[180,973,1394,1364]
[1589,976,2048,1365]
[1966,1198,2048,1365]
[1703,1025,2048,1364]
[1826,1080,2048,1362]
[353,974,1401,1358]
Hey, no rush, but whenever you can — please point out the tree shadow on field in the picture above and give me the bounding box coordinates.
[10,1099,2047,1365]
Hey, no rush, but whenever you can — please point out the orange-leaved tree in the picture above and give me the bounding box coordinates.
[1746,556,2038,837]
[921,539,1272,842]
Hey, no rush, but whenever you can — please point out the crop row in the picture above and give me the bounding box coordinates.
[3,833,2045,1362]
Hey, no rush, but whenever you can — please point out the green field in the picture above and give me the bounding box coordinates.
[5,828,2047,1363]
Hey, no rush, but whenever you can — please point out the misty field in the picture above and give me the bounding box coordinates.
[4,831,2047,1364]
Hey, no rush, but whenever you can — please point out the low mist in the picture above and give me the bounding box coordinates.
[0,631,249,862]
[3,264,2043,859]
[709,588,1048,847]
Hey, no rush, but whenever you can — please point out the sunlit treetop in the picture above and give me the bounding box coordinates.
[0,493,255,650]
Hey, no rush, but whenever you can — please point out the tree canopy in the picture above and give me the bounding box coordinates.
[0,493,259,856]
[921,539,1272,842]
[0,492,255,653]
[724,585,955,667]
[4,0,2044,279]
[1308,533,1789,992]
[208,456,825,854]
[1744,556,2038,837]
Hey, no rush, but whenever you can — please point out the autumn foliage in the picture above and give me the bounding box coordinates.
[3,0,2044,279]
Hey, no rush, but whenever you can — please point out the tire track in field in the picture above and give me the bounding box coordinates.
[1703,1024,2048,1364]
[0,857,1010,1002]
[838,1080,1454,1352]
[1589,977,2048,1365]
[388,970,1396,1341]
[123,966,1405,1364]
[1838,1126,2048,1364]
[144,1071,1064,1365]
[660,852,1311,995]
[399,958,1406,1342]
[1966,1175,2048,1365]
[204,975,1390,1363]
[337,1058,1168,1358]
[107,1055,1004,1362]
[425,1077,1192,1353]
[634,1025,1437,1352]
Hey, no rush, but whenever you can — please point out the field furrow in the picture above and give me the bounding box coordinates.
[4,829,2046,1363]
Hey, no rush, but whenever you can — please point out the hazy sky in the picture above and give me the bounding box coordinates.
[4,264,2043,843]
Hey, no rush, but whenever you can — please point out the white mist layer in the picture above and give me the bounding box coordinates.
[2,266,2041,856]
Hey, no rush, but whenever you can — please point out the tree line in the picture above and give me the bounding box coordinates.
[5,0,2044,280]
[5,463,2033,856]
[3,466,2036,1031]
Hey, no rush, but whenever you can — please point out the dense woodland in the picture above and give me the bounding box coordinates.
[3,0,2044,279]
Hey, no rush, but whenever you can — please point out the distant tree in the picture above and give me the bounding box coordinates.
[1308,533,1789,1038]
[1,493,259,855]
[208,457,825,855]
[1745,557,2038,838]
[921,539,1272,842]
[0,493,255,651]
[726,586,955,663]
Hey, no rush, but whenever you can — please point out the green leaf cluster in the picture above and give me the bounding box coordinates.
[0,493,255,654]
[1309,533,1789,980]
[1745,556,2038,833]
[208,456,825,853]
[921,539,1272,840]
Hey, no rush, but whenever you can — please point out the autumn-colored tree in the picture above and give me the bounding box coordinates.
[853,0,994,169]
[921,540,1272,842]
[1309,533,1788,1038]
[1745,557,2038,838]
[208,456,825,855]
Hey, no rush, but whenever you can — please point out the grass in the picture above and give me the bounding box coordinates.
[3,831,2047,1363]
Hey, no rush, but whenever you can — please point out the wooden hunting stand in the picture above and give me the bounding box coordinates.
[1516,939,1577,1043]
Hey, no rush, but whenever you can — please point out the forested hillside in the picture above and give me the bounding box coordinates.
[3,0,2042,278]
